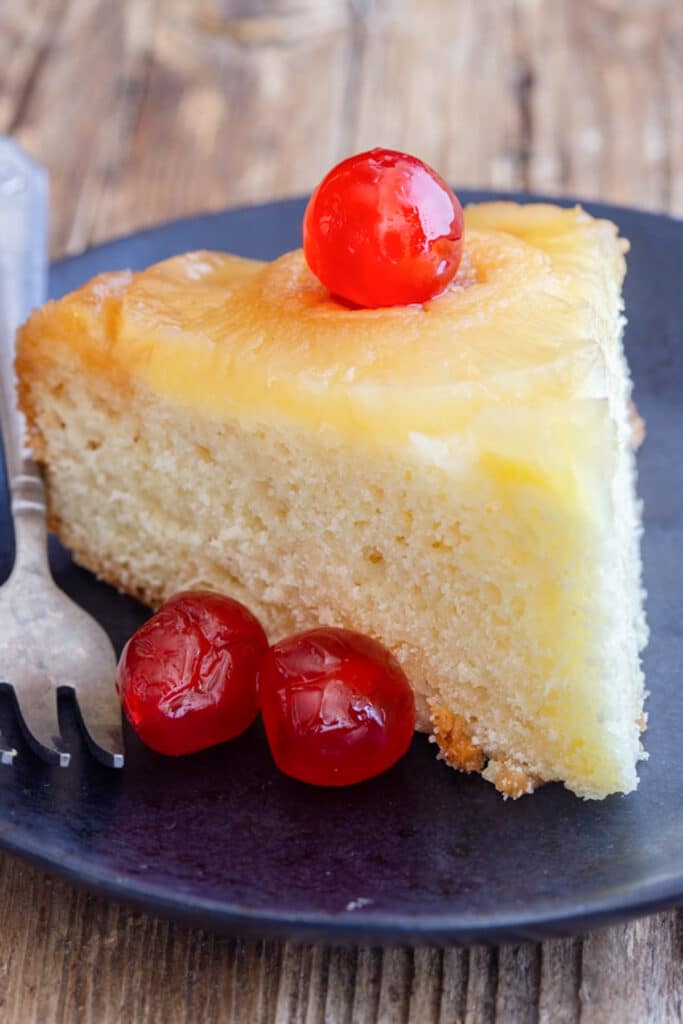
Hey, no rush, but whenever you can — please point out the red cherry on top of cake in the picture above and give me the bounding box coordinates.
[303,147,464,308]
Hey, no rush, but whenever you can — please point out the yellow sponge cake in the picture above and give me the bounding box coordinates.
[16,201,647,798]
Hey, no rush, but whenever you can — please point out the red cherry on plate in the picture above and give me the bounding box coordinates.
[303,147,464,308]
[259,627,415,786]
[116,590,268,756]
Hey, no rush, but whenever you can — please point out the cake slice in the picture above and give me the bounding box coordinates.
[16,202,647,798]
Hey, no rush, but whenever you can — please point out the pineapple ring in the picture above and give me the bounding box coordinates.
[46,203,623,443]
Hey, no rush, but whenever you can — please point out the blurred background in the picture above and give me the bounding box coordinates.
[2,0,681,259]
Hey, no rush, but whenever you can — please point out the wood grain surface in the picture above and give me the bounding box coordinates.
[1,1,682,1021]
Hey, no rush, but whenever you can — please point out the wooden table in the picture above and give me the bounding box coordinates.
[1,1,682,1020]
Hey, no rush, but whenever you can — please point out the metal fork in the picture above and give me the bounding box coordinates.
[0,139,124,767]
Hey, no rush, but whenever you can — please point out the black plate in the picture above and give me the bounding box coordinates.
[1,194,681,945]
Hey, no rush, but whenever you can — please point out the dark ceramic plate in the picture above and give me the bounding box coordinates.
[0,194,681,945]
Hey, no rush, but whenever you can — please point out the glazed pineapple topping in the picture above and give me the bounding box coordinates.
[17,148,647,798]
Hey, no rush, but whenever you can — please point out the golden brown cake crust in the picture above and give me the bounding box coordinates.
[483,760,541,799]
[429,703,542,799]
[429,704,486,773]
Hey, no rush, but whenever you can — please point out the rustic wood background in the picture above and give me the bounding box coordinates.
[1,0,682,1021]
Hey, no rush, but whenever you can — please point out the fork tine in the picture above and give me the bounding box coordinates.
[63,682,125,768]
[10,675,70,766]
[2,145,124,772]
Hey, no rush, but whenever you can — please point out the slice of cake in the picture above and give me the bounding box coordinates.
[16,201,647,798]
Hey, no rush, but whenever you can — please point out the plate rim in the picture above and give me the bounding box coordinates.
[2,191,681,944]
[3,818,683,945]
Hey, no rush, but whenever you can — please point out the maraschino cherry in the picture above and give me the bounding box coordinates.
[116,590,268,756]
[259,626,415,786]
[303,147,464,308]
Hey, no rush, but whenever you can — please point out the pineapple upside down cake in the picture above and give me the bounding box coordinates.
[16,149,647,798]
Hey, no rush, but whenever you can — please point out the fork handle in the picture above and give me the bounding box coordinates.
[0,139,49,528]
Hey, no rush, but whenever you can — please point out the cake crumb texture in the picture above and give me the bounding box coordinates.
[482,760,541,800]
[430,703,541,798]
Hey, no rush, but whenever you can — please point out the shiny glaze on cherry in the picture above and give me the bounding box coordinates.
[259,626,416,786]
[116,590,268,756]
[303,147,464,308]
